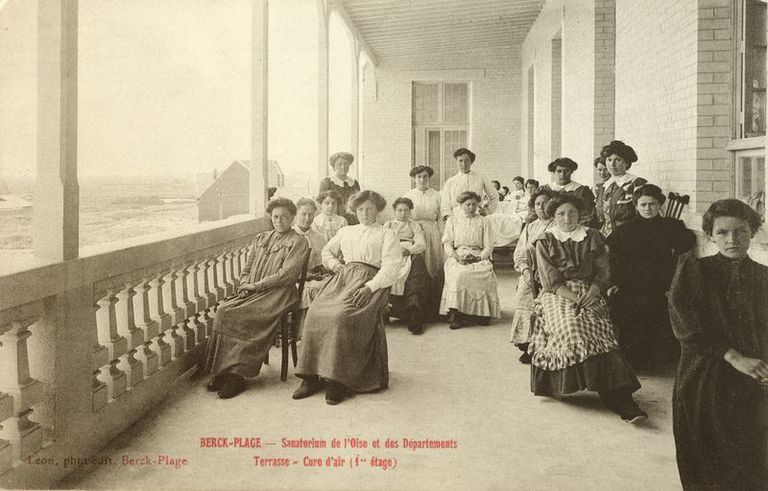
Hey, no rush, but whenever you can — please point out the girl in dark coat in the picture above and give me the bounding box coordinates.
[669,199,768,490]
[607,184,695,368]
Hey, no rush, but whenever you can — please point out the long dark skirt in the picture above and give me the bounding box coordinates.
[296,262,389,392]
[611,288,679,368]
[531,351,641,397]
[389,254,428,321]
[201,286,295,377]
[674,350,768,490]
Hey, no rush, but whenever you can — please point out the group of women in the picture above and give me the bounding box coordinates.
[199,143,767,490]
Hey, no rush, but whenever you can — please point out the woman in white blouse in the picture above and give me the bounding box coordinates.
[440,191,501,329]
[403,165,443,318]
[293,190,401,405]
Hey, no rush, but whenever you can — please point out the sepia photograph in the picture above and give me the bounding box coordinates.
[0,0,766,489]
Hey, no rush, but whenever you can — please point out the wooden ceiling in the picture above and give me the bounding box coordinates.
[336,0,545,59]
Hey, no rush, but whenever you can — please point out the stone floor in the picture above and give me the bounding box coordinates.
[61,270,681,490]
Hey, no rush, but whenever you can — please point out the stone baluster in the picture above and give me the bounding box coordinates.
[226,249,237,295]
[147,273,171,367]
[133,279,159,377]
[177,263,197,350]
[0,319,44,461]
[200,260,217,337]
[91,303,109,412]
[0,325,15,472]
[210,256,226,303]
[189,263,209,343]
[161,269,184,359]
[115,284,144,388]
[95,290,127,400]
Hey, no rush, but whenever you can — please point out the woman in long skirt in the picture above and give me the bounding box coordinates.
[404,165,444,319]
[510,187,555,363]
[440,191,501,329]
[530,193,646,422]
[201,198,309,399]
[669,199,768,490]
[293,190,402,405]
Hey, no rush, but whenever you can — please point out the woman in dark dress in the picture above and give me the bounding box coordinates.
[202,198,309,399]
[293,190,401,405]
[540,157,597,228]
[607,184,695,369]
[318,151,361,225]
[595,140,647,237]
[529,193,646,422]
[669,199,768,490]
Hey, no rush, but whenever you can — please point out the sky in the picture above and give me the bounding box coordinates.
[0,0,354,180]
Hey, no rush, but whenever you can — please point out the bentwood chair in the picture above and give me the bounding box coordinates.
[664,192,690,220]
[265,248,311,381]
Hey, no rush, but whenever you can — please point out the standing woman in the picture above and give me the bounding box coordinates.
[440,191,501,329]
[510,187,555,363]
[595,140,647,237]
[540,157,597,227]
[318,152,361,224]
[669,199,768,490]
[530,193,646,422]
[607,184,695,369]
[293,190,401,405]
[404,165,443,318]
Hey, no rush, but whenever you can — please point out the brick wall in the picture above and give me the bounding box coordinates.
[593,0,615,167]
[360,47,521,216]
[522,0,599,187]
[695,0,734,212]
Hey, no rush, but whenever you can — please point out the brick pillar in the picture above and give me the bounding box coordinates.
[593,0,616,160]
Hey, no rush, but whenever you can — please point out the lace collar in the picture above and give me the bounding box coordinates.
[549,224,588,243]
[329,175,357,187]
[550,180,582,192]
[603,173,636,189]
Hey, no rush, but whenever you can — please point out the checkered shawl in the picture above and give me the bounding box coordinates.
[530,280,620,371]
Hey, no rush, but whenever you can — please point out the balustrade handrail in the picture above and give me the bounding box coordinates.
[0,215,269,314]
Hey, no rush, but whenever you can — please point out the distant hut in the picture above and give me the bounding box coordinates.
[197,160,284,222]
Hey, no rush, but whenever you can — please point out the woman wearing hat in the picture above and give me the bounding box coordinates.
[318,152,361,224]
[404,165,444,318]
[595,140,647,237]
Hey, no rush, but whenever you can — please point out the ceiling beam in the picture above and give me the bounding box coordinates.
[358,18,538,39]
[343,0,543,16]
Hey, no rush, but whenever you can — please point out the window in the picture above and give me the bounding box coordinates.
[738,0,767,138]
[412,82,470,188]
[731,0,767,218]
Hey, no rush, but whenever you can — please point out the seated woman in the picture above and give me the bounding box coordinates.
[292,197,331,310]
[201,198,309,399]
[293,190,401,405]
[384,197,429,335]
[607,184,695,369]
[530,193,646,422]
[510,187,555,363]
[440,191,501,329]
[312,190,348,242]
[669,199,767,490]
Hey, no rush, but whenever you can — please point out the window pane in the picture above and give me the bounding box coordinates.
[443,83,468,123]
[737,155,766,220]
[427,130,442,187]
[413,83,439,124]
[744,0,767,137]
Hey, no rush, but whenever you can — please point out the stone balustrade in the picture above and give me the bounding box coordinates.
[0,215,269,487]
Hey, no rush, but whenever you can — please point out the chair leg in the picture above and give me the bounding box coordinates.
[280,313,289,381]
[290,309,299,367]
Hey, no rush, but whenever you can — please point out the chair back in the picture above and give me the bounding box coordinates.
[296,248,311,300]
[664,192,690,220]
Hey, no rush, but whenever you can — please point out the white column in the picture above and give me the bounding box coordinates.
[317,0,330,183]
[250,0,269,215]
[350,43,360,178]
[35,0,79,261]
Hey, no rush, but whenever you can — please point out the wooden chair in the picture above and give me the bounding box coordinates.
[664,192,690,220]
[265,248,311,381]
